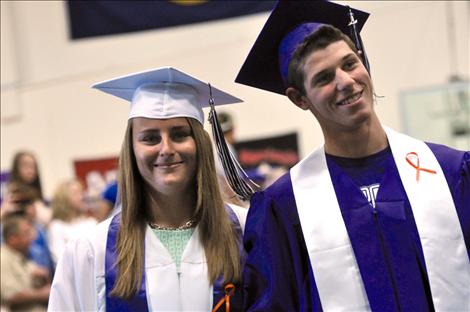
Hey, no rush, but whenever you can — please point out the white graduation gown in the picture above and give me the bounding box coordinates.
[48,204,247,312]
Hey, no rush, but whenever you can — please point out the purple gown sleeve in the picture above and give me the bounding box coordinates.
[242,174,322,312]
[428,143,470,258]
[454,151,470,256]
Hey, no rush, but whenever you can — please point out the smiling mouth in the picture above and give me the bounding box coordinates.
[155,162,183,168]
[337,90,363,106]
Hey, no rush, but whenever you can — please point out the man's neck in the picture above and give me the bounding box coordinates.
[323,116,388,158]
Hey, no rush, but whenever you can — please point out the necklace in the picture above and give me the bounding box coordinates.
[149,219,196,231]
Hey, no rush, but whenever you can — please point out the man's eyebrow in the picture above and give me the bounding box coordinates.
[342,53,358,61]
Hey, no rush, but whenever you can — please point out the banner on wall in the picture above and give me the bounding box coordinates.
[235,132,299,187]
[67,0,275,39]
[236,132,299,169]
[73,156,118,197]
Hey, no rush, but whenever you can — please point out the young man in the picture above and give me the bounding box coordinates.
[236,1,469,311]
[1,216,51,311]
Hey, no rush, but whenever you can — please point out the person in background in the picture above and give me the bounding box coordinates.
[7,151,51,227]
[218,112,236,150]
[94,181,118,222]
[236,1,469,311]
[47,179,97,263]
[48,67,247,311]
[0,182,55,278]
[1,216,51,312]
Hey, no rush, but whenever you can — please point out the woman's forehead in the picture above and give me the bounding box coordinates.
[132,117,190,129]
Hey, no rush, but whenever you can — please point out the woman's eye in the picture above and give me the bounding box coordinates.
[141,134,161,144]
[171,131,191,141]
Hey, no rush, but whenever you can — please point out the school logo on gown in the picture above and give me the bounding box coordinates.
[360,183,380,208]
[67,0,275,39]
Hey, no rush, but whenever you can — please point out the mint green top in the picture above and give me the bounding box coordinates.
[152,228,194,272]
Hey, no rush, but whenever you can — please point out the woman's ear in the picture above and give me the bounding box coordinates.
[286,87,310,110]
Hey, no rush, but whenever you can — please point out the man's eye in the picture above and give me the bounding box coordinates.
[343,60,357,71]
[314,73,333,86]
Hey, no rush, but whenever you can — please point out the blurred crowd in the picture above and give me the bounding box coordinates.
[0,151,117,312]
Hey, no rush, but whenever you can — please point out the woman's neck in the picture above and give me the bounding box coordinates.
[146,189,196,228]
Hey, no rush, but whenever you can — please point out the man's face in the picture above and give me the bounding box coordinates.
[299,40,374,132]
[9,220,36,255]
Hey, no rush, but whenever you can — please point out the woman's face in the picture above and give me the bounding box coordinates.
[18,154,37,183]
[68,181,85,211]
[132,117,197,195]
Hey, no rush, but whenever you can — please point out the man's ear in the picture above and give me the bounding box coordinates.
[286,87,310,110]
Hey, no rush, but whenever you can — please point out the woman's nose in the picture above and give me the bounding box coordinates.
[159,135,175,156]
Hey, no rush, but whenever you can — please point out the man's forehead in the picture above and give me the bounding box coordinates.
[303,41,357,74]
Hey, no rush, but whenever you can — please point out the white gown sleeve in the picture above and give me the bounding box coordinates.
[47,236,98,311]
[48,221,67,264]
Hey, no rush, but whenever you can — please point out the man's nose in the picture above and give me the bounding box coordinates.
[335,69,354,92]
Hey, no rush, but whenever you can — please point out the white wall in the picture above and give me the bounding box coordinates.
[1,1,469,198]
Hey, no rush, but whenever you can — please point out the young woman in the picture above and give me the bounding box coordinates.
[48,179,98,263]
[9,151,44,200]
[48,67,247,311]
[8,151,51,226]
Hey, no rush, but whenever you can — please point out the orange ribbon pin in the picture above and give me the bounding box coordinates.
[406,152,437,182]
[212,283,235,312]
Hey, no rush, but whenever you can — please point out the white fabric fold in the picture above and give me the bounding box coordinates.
[291,146,370,311]
[385,127,470,311]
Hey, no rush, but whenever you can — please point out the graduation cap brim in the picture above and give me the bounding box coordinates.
[235,1,369,95]
[93,66,243,107]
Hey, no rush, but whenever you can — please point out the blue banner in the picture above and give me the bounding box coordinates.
[67,0,275,39]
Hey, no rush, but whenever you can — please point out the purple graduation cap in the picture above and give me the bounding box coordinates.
[236,0,370,95]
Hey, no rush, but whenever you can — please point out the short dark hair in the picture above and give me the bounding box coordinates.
[287,25,359,94]
[2,215,27,240]
[218,112,234,133]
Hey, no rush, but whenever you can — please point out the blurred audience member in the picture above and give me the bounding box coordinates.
[8,151,51,226]
[91,181,118,222]
[1,216,50,312]
[48,179,97,263]
[101,181,118,216]
[219,112,236,148]
[0,183,55,277]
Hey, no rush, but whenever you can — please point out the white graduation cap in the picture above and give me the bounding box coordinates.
[92,66,243,124]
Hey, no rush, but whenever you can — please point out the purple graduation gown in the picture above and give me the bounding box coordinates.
[243,143,469,311]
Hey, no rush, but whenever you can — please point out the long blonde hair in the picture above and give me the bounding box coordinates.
[111,117,242,299]
[51,179,83,222]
